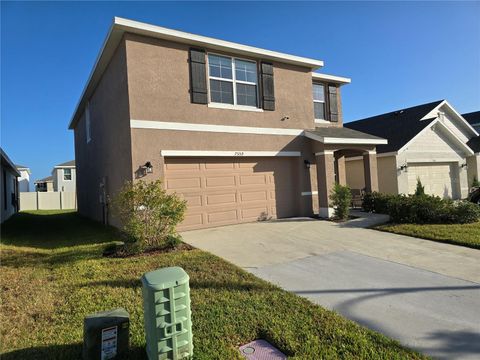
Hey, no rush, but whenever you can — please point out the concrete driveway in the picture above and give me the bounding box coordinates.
[182,214,480,359]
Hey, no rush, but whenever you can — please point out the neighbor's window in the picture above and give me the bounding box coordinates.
[313,83,326,120]
[208,54,258,107]
[64,169,72,181]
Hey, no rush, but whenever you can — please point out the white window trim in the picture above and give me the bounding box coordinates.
[63,168,72,181]
[313,83,327,122]
[207,52,260,110]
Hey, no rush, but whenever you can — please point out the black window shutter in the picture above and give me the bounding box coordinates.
[261,62,275,111]
[328,85,338,122]
[189,48,208,104]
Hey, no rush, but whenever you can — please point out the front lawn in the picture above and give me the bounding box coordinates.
[0,211,425,359]
[376,222,480,249]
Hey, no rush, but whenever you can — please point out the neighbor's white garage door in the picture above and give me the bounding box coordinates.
[407,163,458,199]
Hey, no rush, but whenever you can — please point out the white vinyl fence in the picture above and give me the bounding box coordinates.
[19,192,77,211]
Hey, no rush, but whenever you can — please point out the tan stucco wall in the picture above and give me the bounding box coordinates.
[74,39,132,225]
[124,33,317,131]
[346,155,398,194]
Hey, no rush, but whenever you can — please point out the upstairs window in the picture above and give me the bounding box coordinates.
[313,83,339,123]
[64,169,72,181]
[313,84,326,120]
[208,54,258,107]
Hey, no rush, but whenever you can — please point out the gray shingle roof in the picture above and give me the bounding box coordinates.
[306,126,386,141]
[35,175,54,183]
[56,160,75,167]
[344,100,443,153]
[462,111,480,125]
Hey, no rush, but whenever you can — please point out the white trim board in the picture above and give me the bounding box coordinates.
[131,120,304,136]
[312,72,351,85]
[420,100,479,137]
[160,150,301,157]
[305,131,387,145]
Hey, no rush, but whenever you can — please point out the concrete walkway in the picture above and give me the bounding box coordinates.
[182,214,480,359]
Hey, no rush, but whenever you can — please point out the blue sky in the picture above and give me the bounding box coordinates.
[2,1,479,183]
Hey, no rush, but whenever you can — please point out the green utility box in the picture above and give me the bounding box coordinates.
[142,267,193,360]
[83,308,129,360]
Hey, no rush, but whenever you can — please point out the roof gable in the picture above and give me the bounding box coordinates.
[344,100,443,153]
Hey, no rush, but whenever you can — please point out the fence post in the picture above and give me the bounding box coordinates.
[60,192,63,210]
[36,191,39,210]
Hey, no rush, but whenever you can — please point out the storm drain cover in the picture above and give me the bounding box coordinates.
[239,339,287,359]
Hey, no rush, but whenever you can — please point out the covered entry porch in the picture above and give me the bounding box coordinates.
[304,127,388,217]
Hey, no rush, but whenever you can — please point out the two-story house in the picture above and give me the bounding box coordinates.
[34,160,76,192]
[52,160,76,192]
[69,18,386,230]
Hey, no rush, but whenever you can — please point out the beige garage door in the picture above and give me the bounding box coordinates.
[164,157,298,231]
[407,163,458,199]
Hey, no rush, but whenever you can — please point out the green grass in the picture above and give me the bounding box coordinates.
[376,222,480,249]
[1,211,425,359]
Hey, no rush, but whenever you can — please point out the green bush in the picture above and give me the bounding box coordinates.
[363,191,480,224]
[414,178,425,196]
[112,180,187,253]
[330,183,352,220]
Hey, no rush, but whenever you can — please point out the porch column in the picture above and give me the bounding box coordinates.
[363,150,379,192]
[336,155,347,185]
[316,151,335,217]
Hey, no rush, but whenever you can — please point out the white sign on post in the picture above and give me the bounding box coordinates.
[101,326,118,360]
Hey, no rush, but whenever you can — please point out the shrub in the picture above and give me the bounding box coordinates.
[362,192,396,214]
[112,180,187,253]
[330,183,352,220]
[450,201,480,224]
[363,191,480,224]
[414,178,425,196]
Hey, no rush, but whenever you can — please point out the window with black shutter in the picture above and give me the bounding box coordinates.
[261,62,275,111]
[328,85,338,122]
[189,48,208,104]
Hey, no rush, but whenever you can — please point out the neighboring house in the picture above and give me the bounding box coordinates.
[16,165,31,192]
[52,160,76,192]
[35,176,54,192]
[69,17,385,230]
[34,160,76,192]
[463,111,480,187]
[345,101,479,199]
[1,148,20,223]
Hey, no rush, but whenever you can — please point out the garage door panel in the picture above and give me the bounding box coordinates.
[241,206,269,220]
[165,161,201,171]
[182,194,203,207]
[239,174,268,185]
[206,193,237,205]
[206,176,236,187]
[166,177,201,190]
[207,209,239,224]
[165,157,297,230]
